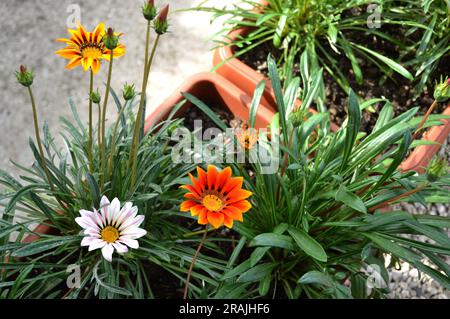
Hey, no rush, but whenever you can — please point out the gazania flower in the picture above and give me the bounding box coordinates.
[55,23,125,74]
[75,196,146,262]
[235,125,258,150]
[180,165,252,229]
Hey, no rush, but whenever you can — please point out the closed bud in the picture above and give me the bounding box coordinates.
[433,76,450,103]
[426,156,448,182]
[89,90,101,104]
[103,27,120,50]
[16,65,34,87]
[142,0,157,21]
[122,83,136,101]
[154,4,169,35]
[288,107,307,127]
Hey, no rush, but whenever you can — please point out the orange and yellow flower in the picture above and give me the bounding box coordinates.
[180,166,252,229]
[55,23,125,74]
[235,124,258,150]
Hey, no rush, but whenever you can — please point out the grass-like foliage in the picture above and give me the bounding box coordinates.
[197,0,449,94]
[0,98,230,298]
[183,55,450,299]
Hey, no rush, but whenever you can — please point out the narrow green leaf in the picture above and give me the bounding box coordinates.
[288,227,327,262]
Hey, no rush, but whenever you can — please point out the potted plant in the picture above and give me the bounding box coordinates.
[0,3,232,299]
[176,56,450,299]
[196,0,450,170]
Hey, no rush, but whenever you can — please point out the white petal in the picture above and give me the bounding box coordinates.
[81,236,97,246]
[75,216,98,230]
[107,198,121,225]
[118,238,139,249]
[112,242,129,254]
[120,227,147,239]
[114,202,132,226]
[101,244,114,262]
[84,228,101,237]
[119,215,145,232]
[100,196,110,208]
[92,210,104,228]
[88,238,107,251]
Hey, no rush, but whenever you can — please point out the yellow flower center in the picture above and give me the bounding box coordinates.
[101,226,119,243]
[202,194,223,212]
[81,46,103,59]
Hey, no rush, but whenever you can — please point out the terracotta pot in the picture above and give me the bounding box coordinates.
[212,0,275,110]
[144,72,276,131]
[212,0,450,172]
[400,105,450,173]
[22,223,55,243]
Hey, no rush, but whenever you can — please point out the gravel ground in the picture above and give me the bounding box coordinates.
[388,135,450,299]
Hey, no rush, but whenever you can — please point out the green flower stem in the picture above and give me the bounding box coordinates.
[128,21,151,167]
[183,228,208,299]
[100,50,114,189]
[88,69,94,173]
[97,103,101,159]
[130,33,161,188]
[107,100,129,177]
[27,87,55,192]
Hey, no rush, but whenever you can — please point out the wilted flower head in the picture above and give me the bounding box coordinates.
[154,4,169,35]
[75,196,147,262]
[180,165,252,229]
[55,23,125,74]
[434,76,450,103]
[142,0,157,21]
[16,65,34,87]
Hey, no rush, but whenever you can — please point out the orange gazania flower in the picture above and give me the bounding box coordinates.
[235,124,258,150]
[180,166,252,229]
[55,23,125,74]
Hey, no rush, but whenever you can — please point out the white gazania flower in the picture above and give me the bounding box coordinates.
[75,196,147,262]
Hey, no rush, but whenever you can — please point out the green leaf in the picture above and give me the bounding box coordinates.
[237,263,276,283]
[353,43,413,81]
[335,184,367,213]
[341,89,361,171]
[86,173,100,207]
[273,15,287,48]
[249,80,265,128]
[250,247,270,267]
[11,236,79,258]
[250,233,295,250]
[287,227,327,262]
[298,271,334,287]
[182,92,227,131]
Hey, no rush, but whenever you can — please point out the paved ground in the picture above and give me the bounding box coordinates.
[0,0,230,177]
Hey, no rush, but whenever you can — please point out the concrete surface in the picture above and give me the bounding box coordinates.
[0,0,231,177]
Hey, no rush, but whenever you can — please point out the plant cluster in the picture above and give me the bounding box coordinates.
[0,1,449,300]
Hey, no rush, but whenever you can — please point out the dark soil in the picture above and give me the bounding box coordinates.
[240,25,449,134]
[183,105,235,134]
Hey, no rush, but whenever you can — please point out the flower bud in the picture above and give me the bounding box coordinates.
[288,107,307,127]
[433,76,450,103]
[154,4,169,35]
[90,90,101,104]
[16,65,34,87]
[426,156,448,182]
[122,83,136,101]
[103,27,119,50]
[142,0,157,21]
